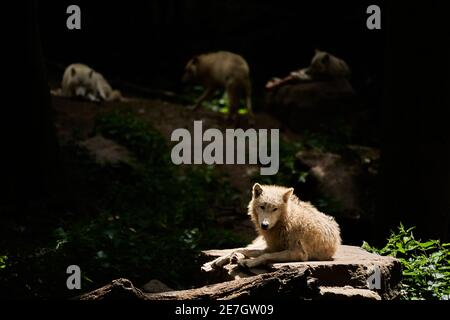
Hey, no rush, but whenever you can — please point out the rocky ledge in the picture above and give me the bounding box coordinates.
[199,245,402,300]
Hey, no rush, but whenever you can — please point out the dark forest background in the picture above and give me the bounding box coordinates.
[34,0,449,242]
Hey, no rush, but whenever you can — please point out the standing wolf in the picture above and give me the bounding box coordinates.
[203,184,341,270]
[182,51,253,119]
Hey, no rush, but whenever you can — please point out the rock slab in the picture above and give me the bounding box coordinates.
[200,245,402,300]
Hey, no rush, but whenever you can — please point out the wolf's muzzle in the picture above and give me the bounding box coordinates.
[261,221,269,230]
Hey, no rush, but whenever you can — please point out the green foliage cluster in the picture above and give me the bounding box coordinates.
[362,224,450,300]
[0,256,7,270]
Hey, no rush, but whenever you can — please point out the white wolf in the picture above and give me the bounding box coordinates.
[203,184,341,270]
[54,63,122,102]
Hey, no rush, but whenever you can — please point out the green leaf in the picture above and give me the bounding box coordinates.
[420,241,437,249]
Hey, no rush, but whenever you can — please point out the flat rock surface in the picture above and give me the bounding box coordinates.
[200,245,402,300]
[319,286,382,300]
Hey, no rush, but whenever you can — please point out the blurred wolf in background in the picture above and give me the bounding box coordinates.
[52,63,123,102]
[203,183,341,270]
[182,51,253,120]
[295,49,351,81]
[266,49,351,89]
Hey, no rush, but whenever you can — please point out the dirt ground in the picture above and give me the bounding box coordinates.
[53,95,300,194]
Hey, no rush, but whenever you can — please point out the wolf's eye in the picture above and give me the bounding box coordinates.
[260,205,265,210]
[272,208,278,212]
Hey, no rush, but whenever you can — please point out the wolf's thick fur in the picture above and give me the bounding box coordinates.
[182,51,253,118]
[59,63,122,102]
[203,184,341,270]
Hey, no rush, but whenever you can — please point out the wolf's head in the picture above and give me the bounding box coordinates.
[249,183,294,231]
[68,65,98,100]
[182,55,201,84]
[307,49,332,77]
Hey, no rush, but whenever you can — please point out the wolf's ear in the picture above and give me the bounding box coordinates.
[70,67,76,77]
[283,188,294,203]
[253,183,263,198]
[192,56,199,65]
[322,53,330,64]
[314,48,321,54]
[89,70,94,78]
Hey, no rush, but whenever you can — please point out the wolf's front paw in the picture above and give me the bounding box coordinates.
[230,252,246,264]
[201,262,214,272]
[211,255,231,268]
[238,258,262,269]
[201,256,228,272]
[238,258,253,268]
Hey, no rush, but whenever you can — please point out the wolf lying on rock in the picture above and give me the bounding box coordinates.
[202,184,341,270]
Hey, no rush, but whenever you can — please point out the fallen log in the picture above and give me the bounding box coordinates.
[76,279,147,300]
[77,268,319,300]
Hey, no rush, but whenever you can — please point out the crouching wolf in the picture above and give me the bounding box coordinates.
[202,184,341,270]
[182,51,253,120]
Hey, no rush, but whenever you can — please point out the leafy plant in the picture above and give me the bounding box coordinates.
[0,256,7,270]
[362,224,450,300]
